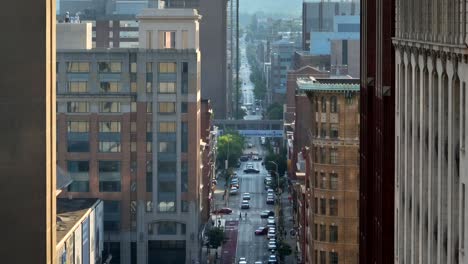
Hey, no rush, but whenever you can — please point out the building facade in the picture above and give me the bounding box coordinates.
[270,39,295,103]
[393,1,468,263]
[359,0,395,263]
[57,9,203,264]
[297,78,360,264]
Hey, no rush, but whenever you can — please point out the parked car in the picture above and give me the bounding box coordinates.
[254,226,268,235]
[266,198,275,205]
[242,193,251,200]
[241,200,250,209]
[255,262,263,264]
[240,156,249,162]
[260,210,275,218]
[268,241,277,251]
[230,187,239,195]
[267,229,276,239]
[212,207,233,214]
[238,257,247,264]
[267,219,276,227]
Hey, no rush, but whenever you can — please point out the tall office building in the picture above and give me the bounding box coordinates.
[58,0,229,118]
[393,1,468,263]
[56,9,203,264]
[270,39,295,103]
[302,0,360,51]
[359,0,395,263]
[297,77,360,264]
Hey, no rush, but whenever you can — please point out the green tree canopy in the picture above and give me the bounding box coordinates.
[216,132,245,169]
[266,103,283,120]
[206,227,225,248]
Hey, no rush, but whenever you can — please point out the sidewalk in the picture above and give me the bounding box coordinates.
[280,189,297,264]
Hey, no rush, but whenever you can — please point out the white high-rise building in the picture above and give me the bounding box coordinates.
[394,1,468,263]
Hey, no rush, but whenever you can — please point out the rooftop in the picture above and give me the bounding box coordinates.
[296,76,359,92]
[56,198,100,244]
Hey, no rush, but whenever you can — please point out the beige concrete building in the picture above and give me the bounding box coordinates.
[297,77,360,264]
[393,1,468,263]
[56,9,204,264]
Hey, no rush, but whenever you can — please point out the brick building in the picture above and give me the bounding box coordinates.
[56,9,204,264]
[297,77,360,264]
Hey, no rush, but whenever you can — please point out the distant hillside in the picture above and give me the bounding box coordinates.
[240,0,302,16]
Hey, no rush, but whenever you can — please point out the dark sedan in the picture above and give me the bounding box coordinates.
[243,168,260,174]
[254,227,269,235]
[212,208,233,214]
[260,210,275,218]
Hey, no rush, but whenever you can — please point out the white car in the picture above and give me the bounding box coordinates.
[229,187,238,195]
[267,229,276,239]
[242,193,251,200]
[239,257,247,264]
[241,200,250,209]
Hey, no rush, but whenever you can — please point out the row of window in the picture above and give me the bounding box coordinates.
[314,224,339,243]
[68,140,183,153]
[67,81,180,94]
[316,124,340,139]
[315,96,339,113]
[67,101,188,114]
[314,198,338,216]
[66,62,177,74]
[68,160,188,195]
[315,250,338,264]
[314,148,339,164]
[314,172,339,190]
[67,121,177,133]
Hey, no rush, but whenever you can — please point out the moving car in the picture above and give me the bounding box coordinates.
[239,257,247,264]
[260,210,275,218]
[244,167,260,174]
[230,187,239,195]
[247,143,253,148]
[242,193,251,200]
[241,200,250,209]
[212,207,232,214]
[267,255,278,263]
[254,226,268,235]
[255,262,263,264]
[267,229,276,239]
[240,156,249,162]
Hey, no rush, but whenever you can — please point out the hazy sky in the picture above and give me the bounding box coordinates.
[239,0,302,16]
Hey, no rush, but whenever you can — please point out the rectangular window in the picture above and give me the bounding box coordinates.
[159,122,176,133]
[68,121,89,132]
[319,225,326,241]
[320,172,326,189]
[181,161,188,192]
[146,162,152,192]
[320,198,326,215]
[99,121,121,132]
[320,148,326,163]
[314,172,318,187]
[146,102,153,113]
[320,125,327,138]
[162,31,176,49]
[131,102,137,112]
[99,142,121,152]
[314,197,318,214]
[130,62,137,73]
[159,82,176,93]
[131,141,136,152]
[330,199,338,216]
[146,82,152,93]
[158,222,177,235]
[330,173,338,190]
[98,62,122,73]
[146,62,152,72]
[99,161,121,192]
[330,149,338,164]
[99,102,121,113]
[158,179,176,212]
[313,223,318,240]
[100,82,120,93]
[131,122,137,132]
[159,141,176,153]
[330,124,339,139]
[158,102,176,113]
[182,30,188,49]
[68,81,88,93]
[181,62,188,94]
[181,200,189,212]
[181,122,188,152]
[103,201,121,231]
[329,225,338,242]
[320,251,326,264]
[131,82,137,93]
[147,142,152,153]
[159,62,177,73]
[146,30,152,49]
[181,102,188,113]
[67,102,89,113]
[329,252,338,264]
[146,201,153,213]
[67,161,89,192]
[67,62,90,73]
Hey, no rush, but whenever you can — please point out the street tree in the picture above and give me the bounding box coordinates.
[216,132,245,170]
[206,227,226,248]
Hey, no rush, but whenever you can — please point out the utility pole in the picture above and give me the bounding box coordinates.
[235,0,240,119]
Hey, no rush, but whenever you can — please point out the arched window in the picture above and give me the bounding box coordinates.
[321,97,327,112]
[330,96,338,113]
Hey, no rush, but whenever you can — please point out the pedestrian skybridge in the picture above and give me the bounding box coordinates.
[213,119,284,137]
